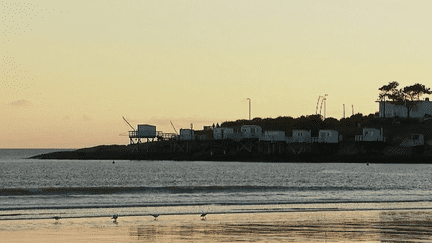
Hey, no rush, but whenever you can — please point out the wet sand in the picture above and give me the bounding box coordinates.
[1,209,432,242]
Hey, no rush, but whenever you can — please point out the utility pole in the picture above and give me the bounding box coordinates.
[343,104,345,118]
[247,98,251,120]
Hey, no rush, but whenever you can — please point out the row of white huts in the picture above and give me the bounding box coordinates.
[206,125,382,144]
[212,125,346,143]
[178,125,391,143]
[131,124,425,148]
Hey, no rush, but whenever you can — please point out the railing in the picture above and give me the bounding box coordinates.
[128,131,156,138]
[161,133,177,140]
[286,137,312,143]
[259,135,286,142]
[355,135,386,142]
[400,139,424,147]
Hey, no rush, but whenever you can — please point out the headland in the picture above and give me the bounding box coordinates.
[31,115,432,163]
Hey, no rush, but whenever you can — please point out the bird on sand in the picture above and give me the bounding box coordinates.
[112,214,119,222]
[200,213,207,220]
[151,214,159,220]
[53,215,61,220]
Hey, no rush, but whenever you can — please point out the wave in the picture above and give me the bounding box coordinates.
[0,185,384,196]
[2,201,432,221]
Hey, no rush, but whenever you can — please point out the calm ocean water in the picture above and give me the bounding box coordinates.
[1,149,432,220]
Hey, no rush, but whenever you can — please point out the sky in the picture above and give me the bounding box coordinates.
[2,0,432,148]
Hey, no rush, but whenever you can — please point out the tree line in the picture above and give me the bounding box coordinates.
[378,81,431,118]
[220,113,378,132]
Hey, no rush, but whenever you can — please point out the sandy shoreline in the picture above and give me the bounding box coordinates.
[2,209,432,242]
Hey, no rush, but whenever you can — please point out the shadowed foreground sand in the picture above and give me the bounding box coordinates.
[1,209,432,242]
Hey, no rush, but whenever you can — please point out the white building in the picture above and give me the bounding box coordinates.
[179,129,195,140]
[378,99,432,118]
[213,127,234,140]
[312,130,341,143]
[287,130,311,143]
[400,134,424,147]
[259,131,286,142]
[241,125,262,138]
[355,128,385,142]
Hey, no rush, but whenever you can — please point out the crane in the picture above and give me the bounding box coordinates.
[123,116,141,147]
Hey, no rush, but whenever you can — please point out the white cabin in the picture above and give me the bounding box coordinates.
[287,130,311,143]
[312,130,340,143]
[355,128,385,142]
[136,124,156,138]
[213,127,234,140]
[400,134,424,147]
[241,125,262,138]
[179,129,195,140]
[259,131,286,142]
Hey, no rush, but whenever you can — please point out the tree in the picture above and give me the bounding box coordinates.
[402,83,432,118]
[323,117,339,129]
[403,83,432,100]
[378,81,400,118]
[378,82,432,118]
[378,81,400,102]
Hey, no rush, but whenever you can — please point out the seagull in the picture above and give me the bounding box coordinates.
[200,213,207,220]
[53,215,61,221]
[112,214,119,223]
[151,214,159,220]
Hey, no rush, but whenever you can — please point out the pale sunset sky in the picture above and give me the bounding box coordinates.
[1,0,432,148]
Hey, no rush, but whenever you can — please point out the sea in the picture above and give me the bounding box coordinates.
[1,148,432,221]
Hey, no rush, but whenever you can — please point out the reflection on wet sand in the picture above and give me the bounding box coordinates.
[379,211,432,242]
[128,210,432,242]
[3,210,432,242]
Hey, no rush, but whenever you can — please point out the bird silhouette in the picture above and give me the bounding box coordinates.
[200,213,207,220]
[112,214,119,222]
[151,214,159,220]
[53,215,61,220]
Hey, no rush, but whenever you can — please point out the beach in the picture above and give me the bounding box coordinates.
[3,151,432,242]
[2,209,432,242]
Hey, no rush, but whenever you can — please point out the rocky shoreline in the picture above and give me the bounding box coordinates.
[30,140,432,163]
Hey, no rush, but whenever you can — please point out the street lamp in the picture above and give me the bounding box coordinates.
[316,95,322,115]
[247,98,251,120]
[323,94,328,119]
[319,94,328,118]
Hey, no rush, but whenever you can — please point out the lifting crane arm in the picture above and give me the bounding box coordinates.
[122,116,136,131]
[170,121,178,135]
